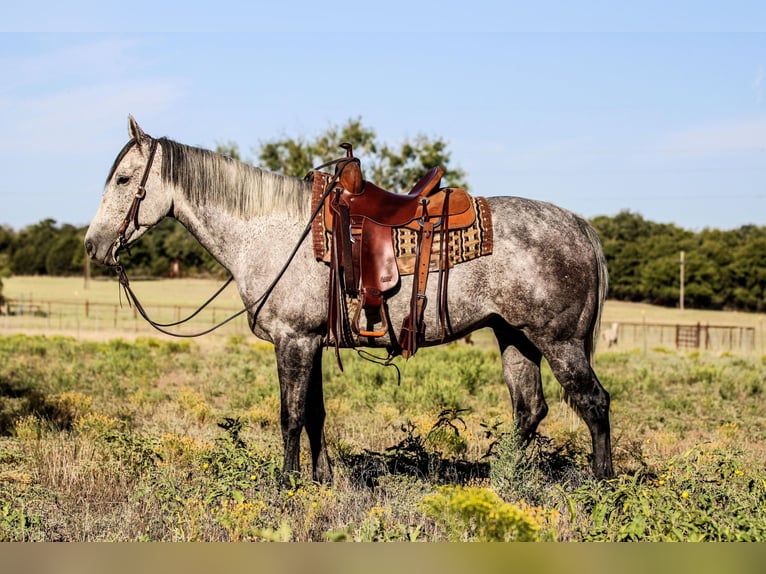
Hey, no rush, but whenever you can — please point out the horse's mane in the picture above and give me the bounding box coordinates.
[157,138,312,220]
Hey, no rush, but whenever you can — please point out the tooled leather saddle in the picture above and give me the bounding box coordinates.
[309,144,491,363]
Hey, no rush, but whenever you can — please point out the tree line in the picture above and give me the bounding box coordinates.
[2,210,764,311]
[1,119,763,312]
[590,211,766,311]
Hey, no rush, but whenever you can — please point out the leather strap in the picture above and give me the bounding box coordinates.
[115,137,158,253]
[435,189,453,340]
[399,198,439,359]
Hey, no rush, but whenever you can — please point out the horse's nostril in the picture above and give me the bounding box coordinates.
[84,239,95,258]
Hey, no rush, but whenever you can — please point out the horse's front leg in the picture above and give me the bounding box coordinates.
[273,334,332,483]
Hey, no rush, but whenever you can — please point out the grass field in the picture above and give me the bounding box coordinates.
[3,276,245,308]
[1,276,250,340]
[1,278,765,541]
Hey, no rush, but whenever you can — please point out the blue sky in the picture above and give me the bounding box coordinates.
[1,2,765,231]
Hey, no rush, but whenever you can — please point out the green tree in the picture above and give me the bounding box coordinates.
[215,141,244,162]
[729,228,766,311]
[0,224,15,278]
[256,117,468,190]
[11,219,58,275]
[589,211,766,311]
[44,224,84,276]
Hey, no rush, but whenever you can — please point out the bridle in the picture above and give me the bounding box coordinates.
[111,137,159,263]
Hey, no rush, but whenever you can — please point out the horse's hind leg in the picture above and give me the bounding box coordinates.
[274,334,332,484]
[543,340,613,478]
[494,326,548,443]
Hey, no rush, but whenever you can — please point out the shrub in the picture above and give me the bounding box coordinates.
[422,485,539,542]
[564,447,766,541]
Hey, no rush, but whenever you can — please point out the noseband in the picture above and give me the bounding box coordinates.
[112,137,159,261]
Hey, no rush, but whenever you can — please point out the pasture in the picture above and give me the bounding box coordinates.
[0,277,765,541]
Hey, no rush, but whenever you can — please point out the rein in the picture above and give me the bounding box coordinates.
[112,145,348,338]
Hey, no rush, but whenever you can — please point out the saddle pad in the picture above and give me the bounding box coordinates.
[310,171,494,275]
[393,196,493,275]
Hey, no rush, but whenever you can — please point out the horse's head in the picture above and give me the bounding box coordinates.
[84,115,172,266]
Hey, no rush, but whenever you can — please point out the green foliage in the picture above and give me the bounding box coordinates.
[597,350,766,438]
[214,141,243,162]
[422,485,540,541]
[490,432,549,504]
[0,217,213,279]
[10,219,60,275]
[0,489,42,541]
[564,448,766,541]
[256,117,468,190]
[257,117,378,178]
[591,210,766,310]
[2,335,766,541]
[45,227,84,275]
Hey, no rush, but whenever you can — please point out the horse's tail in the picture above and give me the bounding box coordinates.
[577,216,609,364]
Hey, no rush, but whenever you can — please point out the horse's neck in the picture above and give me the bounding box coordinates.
[171,193,307,282]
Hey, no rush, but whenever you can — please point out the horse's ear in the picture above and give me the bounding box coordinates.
[128,115,146,142]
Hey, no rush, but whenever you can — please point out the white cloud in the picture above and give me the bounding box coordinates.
[0,37,184,154]
[657,116,766,158]
[0,81,182,153]
[0,37,142,91]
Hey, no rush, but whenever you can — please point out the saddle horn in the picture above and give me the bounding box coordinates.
[340,142,354,158]
[336,143,363,195]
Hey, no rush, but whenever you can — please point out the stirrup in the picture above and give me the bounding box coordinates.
[352,303,388,338]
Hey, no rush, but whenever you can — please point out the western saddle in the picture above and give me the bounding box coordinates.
[312,144,480,362]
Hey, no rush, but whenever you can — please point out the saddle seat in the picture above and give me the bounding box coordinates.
[337,160,473,228]
[349,178,475,229]
[344,166,442,221]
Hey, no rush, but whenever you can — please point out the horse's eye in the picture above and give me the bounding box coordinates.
[116,175,131,186]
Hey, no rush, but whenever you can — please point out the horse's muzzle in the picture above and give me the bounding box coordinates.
[83,235,120,266]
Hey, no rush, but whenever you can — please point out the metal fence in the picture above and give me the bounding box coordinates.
[601,321,759,354]
[0,297,251,338]
[1,297,763,355]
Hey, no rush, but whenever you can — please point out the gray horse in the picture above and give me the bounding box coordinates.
[85,116,613,481]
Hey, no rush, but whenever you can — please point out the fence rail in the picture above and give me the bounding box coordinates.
[0,296,251,338]
[603,321,758,353]
[1,297,763,354]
